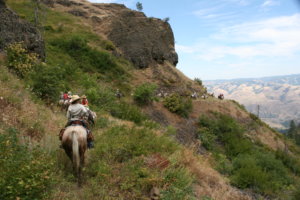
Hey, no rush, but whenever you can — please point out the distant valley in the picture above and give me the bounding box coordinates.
[204,74,300,129]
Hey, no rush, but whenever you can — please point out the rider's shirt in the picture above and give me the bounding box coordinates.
[67,103,88,121]
[82,99,89,107]
[63,93,69,100]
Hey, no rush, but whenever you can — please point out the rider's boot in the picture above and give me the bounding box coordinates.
[88,141,94,149]
[87,130,94,149]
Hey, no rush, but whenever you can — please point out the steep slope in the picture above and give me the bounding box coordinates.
[2,0,300,199]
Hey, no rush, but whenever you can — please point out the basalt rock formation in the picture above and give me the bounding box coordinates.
[0,0,45,58]
[50,0,178,68]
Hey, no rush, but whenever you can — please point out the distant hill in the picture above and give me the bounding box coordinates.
[204,74,300,129]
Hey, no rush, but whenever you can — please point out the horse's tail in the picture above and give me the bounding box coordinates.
[72,131,80,176]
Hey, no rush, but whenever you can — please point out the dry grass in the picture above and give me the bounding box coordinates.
[0,64,64,149]
[179,149,254,200]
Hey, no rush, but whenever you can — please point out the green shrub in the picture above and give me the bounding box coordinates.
[198,113,251,157]
[231,154,270,192]
[5,42,38,77]
[141,120,160,129]
[110,103,147,124]
[293,185,300,200]
[0,128,55,200]
[214,153,233,175]
[86,87,116,110]
[197,127,217,151]
[194,78,202,86]
[133,83,157,105]
[161,167,195,200]
[198,113,293,195]
[50,35,126,78]
[163,93,192,118]
[101,40,116,51]
[29,64,66,102]
[231,152,291,194]
[275,150,300,175]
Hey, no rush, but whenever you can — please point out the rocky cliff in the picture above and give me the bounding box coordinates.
[0,0,45,58]
[50,0,178,68]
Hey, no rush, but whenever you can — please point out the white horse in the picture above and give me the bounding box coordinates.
[61,126,87,187]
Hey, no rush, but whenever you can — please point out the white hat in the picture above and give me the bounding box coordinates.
[70,95,81,103]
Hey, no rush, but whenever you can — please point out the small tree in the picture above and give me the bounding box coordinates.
[194,78,203,86]
[133,83,157,105]
[163,94,192,118]
[287,120,297,139]
[163,17,170,23]
[136,2,143,11]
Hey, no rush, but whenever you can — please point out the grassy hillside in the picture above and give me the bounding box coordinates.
[1,0,300,199]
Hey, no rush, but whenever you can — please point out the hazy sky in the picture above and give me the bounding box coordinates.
[89,0,300,80]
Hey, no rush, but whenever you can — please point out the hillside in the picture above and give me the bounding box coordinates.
[205,74,300,129]
[1,0,300,200]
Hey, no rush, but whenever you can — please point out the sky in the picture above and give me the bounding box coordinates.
[89,0,300,80]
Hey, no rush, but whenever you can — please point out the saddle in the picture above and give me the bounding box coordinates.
[59,120,94,142]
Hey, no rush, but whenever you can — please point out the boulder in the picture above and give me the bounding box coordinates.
[96,4,178,68]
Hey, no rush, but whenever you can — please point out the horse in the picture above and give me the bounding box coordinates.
[218,94,224,100]
[61,125,87,187]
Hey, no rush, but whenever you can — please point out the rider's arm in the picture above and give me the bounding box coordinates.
[67,109,71,120]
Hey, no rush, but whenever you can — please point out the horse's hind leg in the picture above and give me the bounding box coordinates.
[78,151,85,187]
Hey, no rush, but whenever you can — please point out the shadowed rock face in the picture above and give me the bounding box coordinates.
[103,6,178,68]
[0,0,45,58]
[49,0,178,68]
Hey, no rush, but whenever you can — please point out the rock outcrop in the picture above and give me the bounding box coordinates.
[49,0,178,68]
[0,0,45,58]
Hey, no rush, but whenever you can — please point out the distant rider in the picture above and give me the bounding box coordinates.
[81,95,89,107]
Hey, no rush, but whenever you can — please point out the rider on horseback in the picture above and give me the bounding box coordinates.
[60,95,94,148]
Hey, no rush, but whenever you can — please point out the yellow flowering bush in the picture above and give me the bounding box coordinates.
[5,43,38,77]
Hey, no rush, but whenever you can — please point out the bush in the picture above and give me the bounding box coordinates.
[275,150,300,175]
[29,64,65,102]
[194,78,202,86]
[110,103,147,124]
[231,154,270,192]
[136,2,143,11]
[0,128,55,200]
[50,35,125,78]
[198,112,293,195]
[5,43,38,77]
[86,87,116,110]
[214,153,233,175]
[161,167,195,200]
[198,113,251,157]
[231,152,291,194]
[163,94,192,118]
[133,83,157,105]
[197,127,217,151]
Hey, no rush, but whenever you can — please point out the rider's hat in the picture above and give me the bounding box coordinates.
[70,95,81,103]
[81,95,87,99]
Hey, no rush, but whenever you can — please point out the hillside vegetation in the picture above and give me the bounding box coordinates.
[1,0,300,199]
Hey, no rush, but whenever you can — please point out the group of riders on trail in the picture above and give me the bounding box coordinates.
[59,92,94,149]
